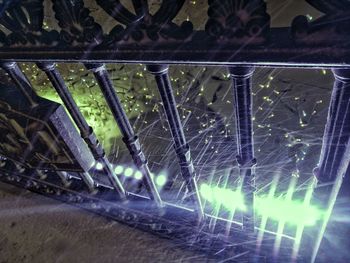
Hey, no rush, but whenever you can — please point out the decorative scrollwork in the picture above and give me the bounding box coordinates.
[291,0,350,45]
[0,0,58,46]
[53,0,103,45]
[96,0,193,44]
[0,0,347,51]
[205,0,270,43]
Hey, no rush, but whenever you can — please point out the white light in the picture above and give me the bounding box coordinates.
[114,165,124,175]
[156,174,167,187]
[124,167,134,177]
[134,171,143,180]
[95,162,103,170]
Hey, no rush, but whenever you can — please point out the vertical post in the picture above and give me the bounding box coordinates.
[0,62,96,192]
[313,69,350,187]
[311,69,350,263]
[229,66,256,232]
[36,62,126,199]
[85,63,163,207]
[146,64,204,221]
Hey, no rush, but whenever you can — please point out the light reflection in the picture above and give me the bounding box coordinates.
[95,162,103,170]
[114,165,124,175]
[134,171,143,180]
[200,183,247,212]
[256,173,280,253]
[200,182,323,227]
[292,178,316,261]
[124,167,134,177]
[156,174,167,187]
[273,177,297,257]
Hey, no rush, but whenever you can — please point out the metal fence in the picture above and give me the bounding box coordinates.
[0,1,349,262]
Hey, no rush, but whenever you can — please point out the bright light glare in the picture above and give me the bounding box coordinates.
[200,183,323,226]
[124,167,134,177]
[95,162,103,170]
[114,165,124,175]
[134,170,143,180]
[255,196,322,226]
[200,183,247,211]
[156,174,167,187]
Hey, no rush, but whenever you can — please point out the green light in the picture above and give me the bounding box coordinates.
[124,167,134,177]
[255,196,322,226]
[200,183,323,226]
[114,165,124,175]
[200,183,214,202]
[134,171,143,180]
[95,162,103,170]
[200,183,246,211]
[156,174,167,187]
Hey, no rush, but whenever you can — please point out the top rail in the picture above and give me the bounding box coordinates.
[0,1,349,67]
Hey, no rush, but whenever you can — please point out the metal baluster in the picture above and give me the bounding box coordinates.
[313,69,350,187]
[310,69,350,263]
[85,63,163,207]
[36,62,126,199]
[229,66,256,232]
[56,171,71,187]
[146,64,204,221]
[0,62,96,192]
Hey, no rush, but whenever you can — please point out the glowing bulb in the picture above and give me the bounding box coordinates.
[95,162,103,170]
[134,171,143,180]
[156,174,167,187]
[114,165,124,175]
[124,167,134,177]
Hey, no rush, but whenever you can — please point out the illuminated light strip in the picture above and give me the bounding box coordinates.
[200,184,247,212]
[209,169,233,233]
[255,193,322,227]
[114,165,167,187]
[273,177,297,257]
[201,169,215,231]
[225,182,243,237]
[200,183,323,227]
[292,178,316,261]
[256,174,280,253]
[208,169,220,232]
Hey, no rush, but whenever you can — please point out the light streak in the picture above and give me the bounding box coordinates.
[273,177,297,257]
[256,173,280,252]
[292,178,316,261]
[200,182,323,227]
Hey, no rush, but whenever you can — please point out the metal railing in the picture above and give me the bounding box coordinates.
[0,1,349,262]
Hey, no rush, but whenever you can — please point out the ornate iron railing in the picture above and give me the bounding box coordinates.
[0,1,349,262]
[0,0,348,65]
